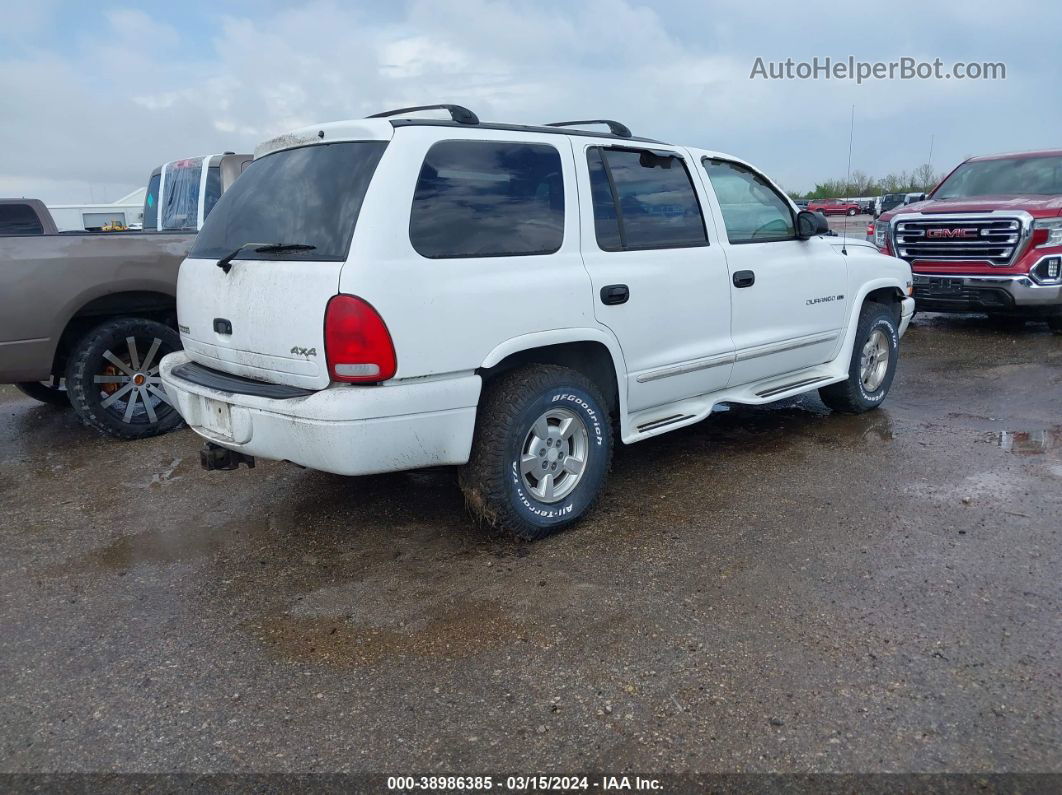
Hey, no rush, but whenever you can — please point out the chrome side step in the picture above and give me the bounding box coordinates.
[636,413,694,433]
[755,376,831,399]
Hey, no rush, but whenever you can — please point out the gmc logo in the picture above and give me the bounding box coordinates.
[926,228,978,239]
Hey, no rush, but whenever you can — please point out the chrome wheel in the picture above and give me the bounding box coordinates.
[860,329,890,392]
[519,407,589,503]
[93,335,174,425]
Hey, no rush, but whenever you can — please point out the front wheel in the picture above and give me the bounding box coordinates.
[459,364,613,540]
[15,378,70,407]
[65,317,184,440]
[847,208,858,216]
[819,303,899,413]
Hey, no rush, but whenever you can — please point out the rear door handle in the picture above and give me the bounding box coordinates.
[600,284,629,305]
[733,270,755,288]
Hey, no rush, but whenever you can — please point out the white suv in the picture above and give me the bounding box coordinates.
[160,105,915,539]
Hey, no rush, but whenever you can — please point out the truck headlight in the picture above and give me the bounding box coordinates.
[1030,256,1062,285]
[873,221,890,249]
[1032,218,1062,247]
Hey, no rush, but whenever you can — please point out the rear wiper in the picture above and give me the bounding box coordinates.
[216,242,317,273]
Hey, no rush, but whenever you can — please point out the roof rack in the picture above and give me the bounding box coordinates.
[545,119,632,139]
[367,104,479,125]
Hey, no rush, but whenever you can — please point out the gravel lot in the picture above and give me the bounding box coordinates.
[1,312,1059,775]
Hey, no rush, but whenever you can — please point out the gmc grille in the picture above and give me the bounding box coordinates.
[893,217,1024,266]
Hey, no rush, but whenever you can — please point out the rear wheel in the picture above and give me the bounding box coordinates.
[459,364,612,540]
[819,303,899,414]
[65,317,183,440]
[15,378,70,407]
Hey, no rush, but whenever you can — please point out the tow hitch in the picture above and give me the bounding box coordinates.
[200,442,256,471]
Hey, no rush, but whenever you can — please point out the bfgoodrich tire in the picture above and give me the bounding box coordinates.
[459,364,612,541]
[65,317,183,440]
[15,379,70,407]
[819,303,899,414]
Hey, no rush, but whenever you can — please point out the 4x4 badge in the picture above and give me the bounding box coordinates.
[290,346,317,357]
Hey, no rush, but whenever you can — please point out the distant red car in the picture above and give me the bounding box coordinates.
[807,199,861,216]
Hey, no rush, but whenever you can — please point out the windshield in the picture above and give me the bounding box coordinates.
[934,155,1062,198]
[190,142,387,262]
[161,158,203,230]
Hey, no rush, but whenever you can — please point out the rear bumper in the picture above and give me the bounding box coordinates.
[912,273,1062,315]
[159,351,481,476]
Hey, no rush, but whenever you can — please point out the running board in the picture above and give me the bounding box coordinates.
[636,413,695,433]
[755,376,831,399]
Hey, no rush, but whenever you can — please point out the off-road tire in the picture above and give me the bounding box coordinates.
[15,380,70,407]
[459,364,612,541]
[65,317,183,440]
[819,302,899,414]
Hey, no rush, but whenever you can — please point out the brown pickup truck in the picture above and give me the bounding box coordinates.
[0,153,250,439]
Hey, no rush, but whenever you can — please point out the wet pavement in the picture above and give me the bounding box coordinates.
[1,314,1059,774]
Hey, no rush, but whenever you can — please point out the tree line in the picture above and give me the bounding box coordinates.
[789,163,944,200]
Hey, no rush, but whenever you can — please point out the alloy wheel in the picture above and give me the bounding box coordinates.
[519,408,590,503]
[93,335,175,425]
[859,329,890,392]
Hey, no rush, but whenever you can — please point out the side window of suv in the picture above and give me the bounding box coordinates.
[410,140,564,258]
[702,158,795,244]
[587,147,707,251]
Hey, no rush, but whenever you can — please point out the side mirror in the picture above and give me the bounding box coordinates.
[796,209,830,239]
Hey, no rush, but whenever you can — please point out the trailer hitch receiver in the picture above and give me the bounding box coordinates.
[200,442,256,471]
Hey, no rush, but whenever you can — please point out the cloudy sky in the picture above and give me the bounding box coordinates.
[2,0,1058,203]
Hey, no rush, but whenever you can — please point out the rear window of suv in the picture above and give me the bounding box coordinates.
[191,141,387,261]
[409,141,564,258]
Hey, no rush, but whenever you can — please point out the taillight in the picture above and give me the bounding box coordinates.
[324,294,396,383]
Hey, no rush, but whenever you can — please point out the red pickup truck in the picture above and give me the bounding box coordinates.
[807,199,861,216]
[873,149,1062,332]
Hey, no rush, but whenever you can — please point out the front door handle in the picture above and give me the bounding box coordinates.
[600,284,629,305]
[733,270,755,288]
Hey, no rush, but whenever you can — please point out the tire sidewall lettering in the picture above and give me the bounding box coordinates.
[509,386,607,526]
[856,316,898,403]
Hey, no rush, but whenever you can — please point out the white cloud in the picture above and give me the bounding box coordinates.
[0,0,1058,202]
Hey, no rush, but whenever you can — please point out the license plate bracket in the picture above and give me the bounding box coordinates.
[915,276,963,294]
[199,397,233,439]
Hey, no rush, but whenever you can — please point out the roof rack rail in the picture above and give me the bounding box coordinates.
[368,104,479,125]
[545,119,632,138]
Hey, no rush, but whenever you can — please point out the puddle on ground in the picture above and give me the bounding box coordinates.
[994,428,1061,454]
[51,517,276,575]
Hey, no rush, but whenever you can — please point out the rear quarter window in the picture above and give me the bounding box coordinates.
[409,140,565,258]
